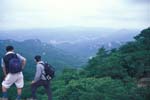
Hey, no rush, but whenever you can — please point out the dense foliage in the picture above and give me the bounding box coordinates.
[0,28,150,100]
[51,28,150,100]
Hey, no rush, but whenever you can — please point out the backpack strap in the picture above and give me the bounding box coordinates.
[39,63,44,66]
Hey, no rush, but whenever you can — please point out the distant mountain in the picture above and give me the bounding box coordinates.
[53,38,124,59]
[0,28,140,65]
[51,28,139,59]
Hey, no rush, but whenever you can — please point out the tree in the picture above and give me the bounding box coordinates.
[134,27,150,50]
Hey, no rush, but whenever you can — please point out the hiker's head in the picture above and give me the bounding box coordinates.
[34,55,41,62]
[6,45,14,52]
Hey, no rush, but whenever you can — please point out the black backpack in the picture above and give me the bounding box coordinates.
[3,53,22,74]
[40,63,55,80]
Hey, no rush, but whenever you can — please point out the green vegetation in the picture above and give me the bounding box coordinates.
[0,28,150,100]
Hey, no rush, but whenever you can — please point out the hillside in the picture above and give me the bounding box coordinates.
[49,27,150,100]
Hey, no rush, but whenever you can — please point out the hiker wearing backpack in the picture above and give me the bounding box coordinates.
[30,55,52,100]
[1,45,26,100]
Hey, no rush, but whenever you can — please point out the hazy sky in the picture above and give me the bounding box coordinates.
[0,0,149,30]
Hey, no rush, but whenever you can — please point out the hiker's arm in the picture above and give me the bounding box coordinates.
[1,59,7,76]
[2,67,7,76]
[22,59,26,69]
[17,53,26,69]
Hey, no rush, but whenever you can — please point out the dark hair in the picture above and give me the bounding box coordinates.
[34,55,41,62]
[6,45,14,52]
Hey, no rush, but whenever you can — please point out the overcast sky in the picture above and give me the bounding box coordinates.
[0,0,149,30]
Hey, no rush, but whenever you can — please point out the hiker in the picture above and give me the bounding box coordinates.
[1,45,26,100]
[30,55,52,100]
